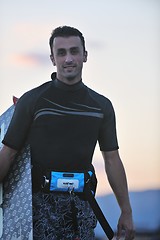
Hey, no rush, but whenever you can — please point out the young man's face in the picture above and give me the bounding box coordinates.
[50,36,87,85]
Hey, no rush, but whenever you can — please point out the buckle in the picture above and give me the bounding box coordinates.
[41,175,50,189]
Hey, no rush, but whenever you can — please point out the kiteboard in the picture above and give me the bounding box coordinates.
[0,100,33,240]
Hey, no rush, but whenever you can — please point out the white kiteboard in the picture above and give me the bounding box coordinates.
[0,99,33,240]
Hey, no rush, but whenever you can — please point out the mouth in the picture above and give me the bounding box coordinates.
[64,66,76,71]
[64,65,75,68]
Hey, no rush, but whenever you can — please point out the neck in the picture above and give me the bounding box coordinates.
[56,74,82,85]
[53,78,84,91]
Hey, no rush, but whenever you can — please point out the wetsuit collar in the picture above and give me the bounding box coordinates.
[51,72,84,91]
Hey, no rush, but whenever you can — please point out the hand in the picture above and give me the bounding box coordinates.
[117,211,135,240]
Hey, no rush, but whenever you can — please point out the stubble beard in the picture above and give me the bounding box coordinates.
[62,66,82,83]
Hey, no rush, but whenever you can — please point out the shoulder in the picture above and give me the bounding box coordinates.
[17,81,52,104]
[21,81,52,99]
[85,86,114,112]
[15,81,53,113]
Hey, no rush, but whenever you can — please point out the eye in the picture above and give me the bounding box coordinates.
[57,49,66,56]
[70,47,79,55]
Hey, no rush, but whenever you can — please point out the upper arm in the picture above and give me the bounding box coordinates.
[102,149,120,161]
[98,99,119,152]
[2,93,34,150]
[0,145,18,181]
[0,145,17,163]
[102,150,121,168]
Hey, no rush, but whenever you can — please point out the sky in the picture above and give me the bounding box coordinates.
[0,0,160,196]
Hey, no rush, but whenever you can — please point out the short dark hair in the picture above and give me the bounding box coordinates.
[49,26,86,55]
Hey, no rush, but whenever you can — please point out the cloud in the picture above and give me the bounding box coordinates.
[10,52,50,67]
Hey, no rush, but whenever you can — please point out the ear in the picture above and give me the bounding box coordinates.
[50,55,56,66]
[83,51,88,63]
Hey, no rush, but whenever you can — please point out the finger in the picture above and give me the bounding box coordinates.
[125,228,135,240]
[116,224,122,240]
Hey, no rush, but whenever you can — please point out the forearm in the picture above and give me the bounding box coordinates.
[102,151,132,213]
[0,145,17,182]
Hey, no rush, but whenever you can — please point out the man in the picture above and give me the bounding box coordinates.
[0,26,134,239]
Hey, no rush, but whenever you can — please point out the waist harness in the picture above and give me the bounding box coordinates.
[33,169,114,240]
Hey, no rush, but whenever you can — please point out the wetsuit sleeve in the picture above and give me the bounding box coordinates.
[2,92,34,151]
[98,100,119,151]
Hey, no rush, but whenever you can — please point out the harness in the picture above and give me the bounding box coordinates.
[35,170,114,240]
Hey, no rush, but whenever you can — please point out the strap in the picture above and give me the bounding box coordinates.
[70,192,78,233]
[85,183,114,240]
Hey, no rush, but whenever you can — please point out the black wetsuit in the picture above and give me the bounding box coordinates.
[3,72,119,239]
[3,73,118,170]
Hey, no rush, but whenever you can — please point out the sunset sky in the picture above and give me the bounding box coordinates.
[1,0,159,196]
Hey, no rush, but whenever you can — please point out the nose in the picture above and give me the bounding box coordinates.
[65,53,73,64]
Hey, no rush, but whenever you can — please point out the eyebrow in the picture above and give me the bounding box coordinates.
[57,46,79,51]
[57,48,65,52]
